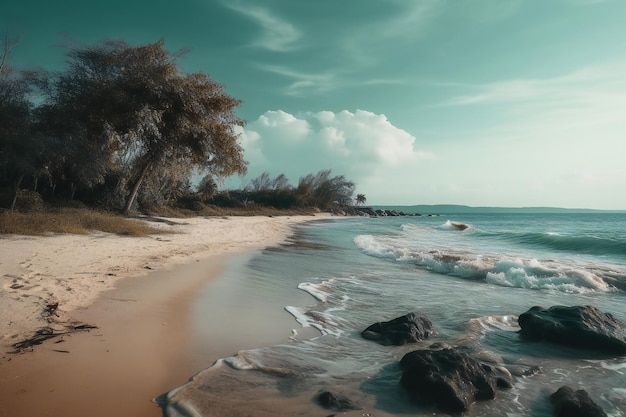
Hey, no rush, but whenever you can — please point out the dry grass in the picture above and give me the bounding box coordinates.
[0,208,164,236]
[144,204,319,218]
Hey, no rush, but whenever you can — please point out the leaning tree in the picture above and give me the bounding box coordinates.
[44,40,248,213]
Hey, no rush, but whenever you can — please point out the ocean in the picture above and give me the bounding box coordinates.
[161,213,626,417]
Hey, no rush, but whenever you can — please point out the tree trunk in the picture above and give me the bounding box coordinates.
[10,174,24,211]
[122,160,152,215]
[70,183,77,200]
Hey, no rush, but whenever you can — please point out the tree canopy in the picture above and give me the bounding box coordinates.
[1,37,363,215]
[39,40,247,213]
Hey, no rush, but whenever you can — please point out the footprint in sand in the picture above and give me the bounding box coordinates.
[2,275,46,294]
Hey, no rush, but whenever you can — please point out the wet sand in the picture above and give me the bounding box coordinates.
[0,214,331,417]
[0,256,226,417]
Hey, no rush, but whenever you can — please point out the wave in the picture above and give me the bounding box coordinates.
[478,230,626,257]
[354,234,625,294]
[441,220,472,231]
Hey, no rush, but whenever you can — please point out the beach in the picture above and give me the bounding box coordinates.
[0,214,327,417]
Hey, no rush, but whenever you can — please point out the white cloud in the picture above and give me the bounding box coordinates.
[439,63,626,130]
[222,2,301,51]
[256,64,338,96]
[232,109,434,191]
[379,0,444,38]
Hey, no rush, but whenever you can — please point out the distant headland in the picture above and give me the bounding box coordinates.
[372,204,626,215]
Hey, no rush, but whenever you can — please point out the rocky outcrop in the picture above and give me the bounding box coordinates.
[550,386,607,417]
[399,347,512,413]
[362,312,433,346]
[352,207,421,217]
[518,305,626,354]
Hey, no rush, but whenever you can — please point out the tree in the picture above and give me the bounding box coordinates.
[296,169,355,208]
[356,193,366,206]
[196,174,218,200]
[247,172,292,192]
[0,33,44,210]
[0,31,18,76]
[44,40,247,214]
[247,171,272,192]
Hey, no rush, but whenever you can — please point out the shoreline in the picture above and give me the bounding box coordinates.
[0,214,331,417]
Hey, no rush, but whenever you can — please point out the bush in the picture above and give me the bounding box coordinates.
[13,190,46,212]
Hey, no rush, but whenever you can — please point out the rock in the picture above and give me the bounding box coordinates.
[550,386,607,417]
[518,305,626,354]
[399,347,512,413]
[362,312,433,346]
[316,391,361,412]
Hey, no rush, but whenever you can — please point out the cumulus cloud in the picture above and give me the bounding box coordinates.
[232,110,434,190]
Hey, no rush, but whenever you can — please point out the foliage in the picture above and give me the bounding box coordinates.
[0,36,364,217]
[39,40,247,214]
[210,169,356,211]
[296,169,355,208]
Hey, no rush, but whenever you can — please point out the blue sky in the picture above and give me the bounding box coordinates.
[3,0,626,209]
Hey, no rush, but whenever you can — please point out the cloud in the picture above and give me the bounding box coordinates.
[222,2,301,51]
[231,109,434,190]
[379,0,443,38]
[255,64,338,96]
[437,63,626,130]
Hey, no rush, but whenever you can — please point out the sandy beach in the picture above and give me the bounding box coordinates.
[0,214,328,417]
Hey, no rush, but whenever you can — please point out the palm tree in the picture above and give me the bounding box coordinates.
[355,193,366,206]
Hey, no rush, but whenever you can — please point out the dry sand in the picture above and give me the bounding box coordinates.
[0,214,329,417]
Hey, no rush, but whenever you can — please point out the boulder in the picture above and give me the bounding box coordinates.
[518,305,626,354]
[362,312,433,346]
[399,347,512,413]
[550,386,607,417]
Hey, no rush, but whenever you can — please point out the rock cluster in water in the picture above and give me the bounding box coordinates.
[361,312,433,345]
[352,305,621,415]
[518,305,626,354]
[400,347,513,413]
[550,386,608,417]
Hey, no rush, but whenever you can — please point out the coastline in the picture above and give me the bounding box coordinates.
[0,214,331,417]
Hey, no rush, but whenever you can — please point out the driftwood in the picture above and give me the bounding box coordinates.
[10,323,98,353]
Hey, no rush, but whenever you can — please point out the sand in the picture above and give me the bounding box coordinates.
[0,214,329,417]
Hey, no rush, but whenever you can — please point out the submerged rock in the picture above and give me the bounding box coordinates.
[518,305,626,354]
[316,391,361,412]
[361,312,433,346]
[399,347,512,413]
[550,386,607,417]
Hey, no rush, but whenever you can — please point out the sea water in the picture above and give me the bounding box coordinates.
[162,213,626,417]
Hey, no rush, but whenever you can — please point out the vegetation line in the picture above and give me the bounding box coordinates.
[1,36,365,218]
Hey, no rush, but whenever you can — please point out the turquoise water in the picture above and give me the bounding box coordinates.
[163,213,626,416]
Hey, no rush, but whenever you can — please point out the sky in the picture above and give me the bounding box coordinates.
[3,0,626,209]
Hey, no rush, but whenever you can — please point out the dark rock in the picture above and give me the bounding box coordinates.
[518,305,626,354]
[550,386,607,417]
[316,391,361,412]
[362,312,433,346]
[399,347,512,413]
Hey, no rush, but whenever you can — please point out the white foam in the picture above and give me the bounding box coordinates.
[284,306,342,337]
[353,234,394,257]
[476,315,520,332]
[486,259,611,293]
[297,281,333,303]
[223,354,256,371]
